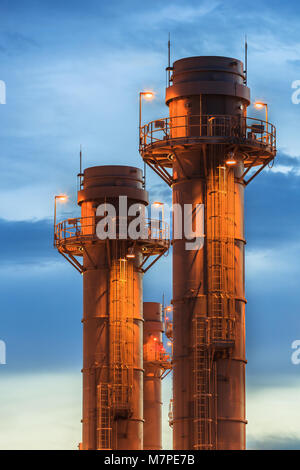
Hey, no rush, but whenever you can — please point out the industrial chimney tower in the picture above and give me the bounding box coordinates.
[54,166,169,450]
[143,302,166,450]
[139,56,276,449]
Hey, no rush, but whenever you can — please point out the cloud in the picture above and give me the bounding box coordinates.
[248,434,300,450]
[247,380,300,449]
[134,0,221,26]
[0,32,38,55]
[0,371,81,449]
[288,59,300,68]
[0,218,55,263]
[0,260,82,373]
[246,159,300,249]
[246,243,300,279]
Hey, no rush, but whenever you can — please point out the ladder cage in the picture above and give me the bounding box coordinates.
[193,154,236,450]
[110,258,135,411]
[207,162,236,344]
[96,384,112,450]
[96,256,135,450]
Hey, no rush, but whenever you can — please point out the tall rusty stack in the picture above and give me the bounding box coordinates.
[143,302,164,450]
[55,165,169,450]
[140,56,276,449]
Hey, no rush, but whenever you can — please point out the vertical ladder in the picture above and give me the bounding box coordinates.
[193,317,214,449]
[96,257,135,449]
[207,165,235,345]
[193,161,236,450]
[110,258,134,413]
[96,384,112,450]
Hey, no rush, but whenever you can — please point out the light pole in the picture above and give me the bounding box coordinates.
[152,201,165,239]
[139,91,154,136]
[139,91,154,187]
[254,101,268,143]
[54,195,68,246]
[152,201,164,222]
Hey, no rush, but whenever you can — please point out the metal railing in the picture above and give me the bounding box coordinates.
[55,216,169,244]
[140,114,276,152]
[144,340,168,363]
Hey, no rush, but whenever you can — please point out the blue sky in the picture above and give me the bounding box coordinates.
[0,0,300,449]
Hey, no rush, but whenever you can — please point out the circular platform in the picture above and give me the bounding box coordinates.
[55,217,170,257]
[140,114,276,169]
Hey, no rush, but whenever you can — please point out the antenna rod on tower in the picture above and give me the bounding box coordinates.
[244,35,248,85]
[80,145,82,176]
[166,33,173,87]
[168,33,171,86]
[77,145,83,188]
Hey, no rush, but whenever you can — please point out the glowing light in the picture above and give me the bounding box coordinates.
[254,101,268,132]
[167,341,172,347]
[143,92,154,100]
[225,159,237,166]
[166,306,172,312]
[153,201,163,207]
[254,102,265,109]
[56,194,68,202]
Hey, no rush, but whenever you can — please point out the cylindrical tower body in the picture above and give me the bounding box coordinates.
[78,166,148,450]
[140,56,275,449]
[55,165,169,450]
[143,302,163,450]
[168,57,248,450]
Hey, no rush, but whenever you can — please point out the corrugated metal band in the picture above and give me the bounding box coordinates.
[166,81,250,105]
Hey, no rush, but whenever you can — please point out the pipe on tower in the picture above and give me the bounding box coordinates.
[143,302,163,450]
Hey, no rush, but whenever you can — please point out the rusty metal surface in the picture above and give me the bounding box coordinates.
[55,165,170,450]
[139,56,276,450]
[143,302,164,450]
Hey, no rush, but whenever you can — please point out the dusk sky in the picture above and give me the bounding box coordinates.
[0,0,300,449]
